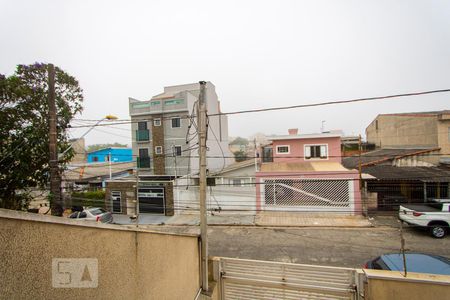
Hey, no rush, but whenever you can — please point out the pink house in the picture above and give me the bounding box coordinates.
[256,129,361,215]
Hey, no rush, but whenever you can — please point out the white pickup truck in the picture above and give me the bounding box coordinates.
[399,199,450,238]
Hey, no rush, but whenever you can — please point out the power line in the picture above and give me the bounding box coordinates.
[70,88,450,127]
[208,89,450,116]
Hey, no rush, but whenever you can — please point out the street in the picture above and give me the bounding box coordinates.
[135,218,450,268]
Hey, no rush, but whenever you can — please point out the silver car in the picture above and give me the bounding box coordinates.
[68,207,113,223]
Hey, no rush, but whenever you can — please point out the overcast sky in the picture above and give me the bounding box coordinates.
[1,0,449,146]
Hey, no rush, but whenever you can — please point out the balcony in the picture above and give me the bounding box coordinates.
[136,129,149,142]
[137,156,151,169]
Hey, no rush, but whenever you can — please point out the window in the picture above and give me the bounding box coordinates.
[111,191,121,213]
[155,146,163,155]
[263,147,273,162]
[69,212,79,219]
[136,121,150,141]
[171,117,181,128]
[89,208,106,215]
[138,148,150,168]
[153,118,161,126]
[139,148,149,158]
[276,145,290,154]
[232,179,242,186]
[79,211,87,218]
[173,145,182,156]
[305,145,328,159]
[93,156,98,162]
[165,99,184,106]
[138,121,147,130]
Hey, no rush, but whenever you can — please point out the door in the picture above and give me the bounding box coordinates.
[138,187,165,214]
[111,191,122,213]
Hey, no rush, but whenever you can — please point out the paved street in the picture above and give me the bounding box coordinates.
[133,217,450,269]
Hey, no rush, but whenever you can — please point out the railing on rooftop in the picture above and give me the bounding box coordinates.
[137,156,151,169]
[136,129,150,141]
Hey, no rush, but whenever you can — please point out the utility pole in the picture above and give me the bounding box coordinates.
[198,81,209,292]
[400,220,407,277]
[109,152,112,180]
[358,134,366,216]
[254,138,258,172]
[48,64,63,216]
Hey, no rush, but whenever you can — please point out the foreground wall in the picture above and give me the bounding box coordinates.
[364,269,450,300]
[0,209,200,300]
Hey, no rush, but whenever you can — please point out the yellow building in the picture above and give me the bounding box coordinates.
[366,110,450,165]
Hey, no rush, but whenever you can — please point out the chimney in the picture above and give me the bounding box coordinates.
[288,128,298,135]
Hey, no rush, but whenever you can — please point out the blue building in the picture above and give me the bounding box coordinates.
[87,147,133,163]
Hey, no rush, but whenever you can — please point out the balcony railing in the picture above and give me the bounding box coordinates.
[137,157,151,169]
[136,129,150,141]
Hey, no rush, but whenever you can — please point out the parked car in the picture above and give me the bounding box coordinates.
[399,198,450,238]
[68,207,113,223]
[364,253,450,275]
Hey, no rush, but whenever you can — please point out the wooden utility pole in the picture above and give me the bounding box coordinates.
[198,81,209,292]
[48,64,63,216]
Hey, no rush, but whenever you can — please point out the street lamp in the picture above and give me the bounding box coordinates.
[55,114,118,214]
[59,115,118,160]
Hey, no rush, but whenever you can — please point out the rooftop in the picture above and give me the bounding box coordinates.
[63,161,135,182]
[269,130,343,141]
[87,147,131,154]
[342,148,440,169]
[260,161,350,172]
[378,110,450,117]
[362,165,450,182]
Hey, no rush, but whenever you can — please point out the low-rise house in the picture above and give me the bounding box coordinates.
[63,161,135,190]
[256,129,361,215]
[87,147,132,163]
[173,159,258,214]
[343,148,450,211]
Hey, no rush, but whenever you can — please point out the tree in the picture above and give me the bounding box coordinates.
[86,143,128,153]
[233,150,248,162]
[229,137,249,146]
[0,63,83,210]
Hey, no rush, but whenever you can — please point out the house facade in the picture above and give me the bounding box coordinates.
[107,82,233,216]
[129,82,233,176]
[366,110,450,165]
[257,129,361,215]
[87,147,132,163]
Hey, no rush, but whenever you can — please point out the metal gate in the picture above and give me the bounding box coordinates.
[262,178,354,212]
[138,187,165,214]
[218,258,358,300]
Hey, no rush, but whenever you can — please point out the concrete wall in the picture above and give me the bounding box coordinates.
[366,114,438,148]
[437,117,450,161]
[272,136,342,163]
[364,269,450,300]
[0,209,200,300]
[69,138,86,164]
[174,178,256,215]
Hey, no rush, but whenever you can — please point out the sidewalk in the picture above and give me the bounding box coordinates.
[113,212,373,227]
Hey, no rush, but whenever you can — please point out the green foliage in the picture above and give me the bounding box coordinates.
[71,190,106,208]
[0,63,83,210]
[233,150,248,162]
[87,143,128,153]
[229,137,249,146]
